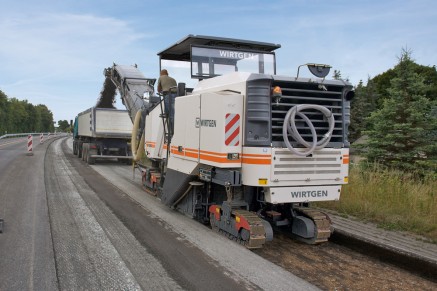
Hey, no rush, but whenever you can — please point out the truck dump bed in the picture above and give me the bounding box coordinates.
[77,107,132,139]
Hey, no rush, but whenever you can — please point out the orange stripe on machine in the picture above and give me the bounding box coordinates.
[146,141,168,150]
[170,147,272,165]
[241,153,271,165]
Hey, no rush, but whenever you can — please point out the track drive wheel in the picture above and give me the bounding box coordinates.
[293,208,332,244]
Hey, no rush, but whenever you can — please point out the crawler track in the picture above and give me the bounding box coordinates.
[210,209,269,249]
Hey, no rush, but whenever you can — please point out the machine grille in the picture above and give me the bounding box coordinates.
[271,78,346,148]
[271,149,343,182]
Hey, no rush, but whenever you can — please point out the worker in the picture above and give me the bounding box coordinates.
[157,69,177,135]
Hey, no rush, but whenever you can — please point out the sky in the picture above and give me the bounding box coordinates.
[1,0,437,123]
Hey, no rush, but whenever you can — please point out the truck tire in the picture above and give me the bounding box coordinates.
[87,149,95,165]
[78,142,83,159]
[73,141,78,155]
[82,144,87,161]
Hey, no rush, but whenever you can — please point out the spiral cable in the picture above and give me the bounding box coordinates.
[282,104,335,156]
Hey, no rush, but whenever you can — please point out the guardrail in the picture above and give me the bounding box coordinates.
[0,132,64,140]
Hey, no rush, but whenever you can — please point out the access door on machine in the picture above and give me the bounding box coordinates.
[171,94,201,164]
[199,91,243,168]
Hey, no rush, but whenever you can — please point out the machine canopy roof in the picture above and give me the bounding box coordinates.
[157,34,281,61]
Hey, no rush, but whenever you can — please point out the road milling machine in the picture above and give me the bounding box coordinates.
[105,35,354,249]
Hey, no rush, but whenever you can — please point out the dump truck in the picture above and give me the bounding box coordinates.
[73,107,133,164]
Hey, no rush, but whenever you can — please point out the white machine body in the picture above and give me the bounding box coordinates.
[162,72,349,204]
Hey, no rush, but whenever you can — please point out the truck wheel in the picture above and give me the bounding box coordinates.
[87,150,95,165]
[87,156,95,165]
[78,142,83,158]
[73,141,77,155]
[82,144,87,161]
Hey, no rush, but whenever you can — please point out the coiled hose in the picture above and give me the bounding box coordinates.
[131,110,145,162]
[282,104,335,157]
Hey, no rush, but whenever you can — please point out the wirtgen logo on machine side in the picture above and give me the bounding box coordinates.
[195,118,216,128]
[290,190,328,198]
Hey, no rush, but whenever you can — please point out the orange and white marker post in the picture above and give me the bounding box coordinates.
[40,133,44,144]
[27,134,33,156]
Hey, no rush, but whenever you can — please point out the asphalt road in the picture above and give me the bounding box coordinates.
[0,136,319,290]
[0,136,58,290]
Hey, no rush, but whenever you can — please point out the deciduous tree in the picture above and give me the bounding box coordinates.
[57,120,70,131]
[0,90,55,133]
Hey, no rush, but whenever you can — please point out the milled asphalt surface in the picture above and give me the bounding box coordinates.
[62,137,320,291]
[3,134,436,290]
[59,138,251,290]
[46,140,167,290]
[0,135,319,290]
[67,133,437,284]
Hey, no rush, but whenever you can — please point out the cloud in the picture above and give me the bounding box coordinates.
[1,0,437,123]
[0,13,149,78]
[0,12,156,121]
[269,1,437,84]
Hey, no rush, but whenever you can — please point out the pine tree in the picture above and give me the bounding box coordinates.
[350,78,378,141]
[364,49,437,174]
[372,60,437,105]
[332,69,350,82]
[333,70,342,80]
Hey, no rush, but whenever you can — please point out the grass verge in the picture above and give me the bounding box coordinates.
[317,163,437,243]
